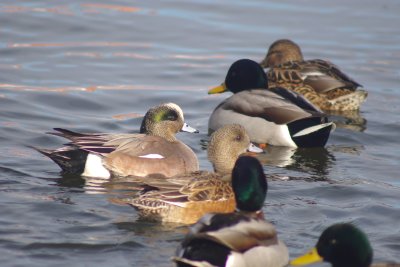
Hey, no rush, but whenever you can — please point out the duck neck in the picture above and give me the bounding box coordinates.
[212,158,236,176]
[153,131,177,142]
[149,124,178,142]
[235,209,265,219]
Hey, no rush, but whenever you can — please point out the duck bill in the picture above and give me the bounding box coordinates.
[208,83,228,94]
[181,122,199,133]
[247,143,264,153]
[290,247,323,266]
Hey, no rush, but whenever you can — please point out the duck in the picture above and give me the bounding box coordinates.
[172,156,289,267]
[260,39,368,111]
[291,223,400,267]
[122,124,263,224]
[208,59,335,148]
[34,103,199,178]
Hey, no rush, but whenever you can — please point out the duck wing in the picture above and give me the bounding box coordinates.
[224,89,324,125]
[268,59,362,94]
[188,213,278,251]
[300,59,362,93]
[126,172,232,208]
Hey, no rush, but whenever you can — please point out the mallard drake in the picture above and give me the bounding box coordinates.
[291,223,400,267]
[208,59,335,148]
[172,156,289,267]
[34,103,199,178]
[260,39,367,111]
[122,124,263,224]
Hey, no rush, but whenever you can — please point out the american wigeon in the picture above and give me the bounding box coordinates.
[172,156,289,267]
[122,124,263,224]
[291,223,399,267]
[35,103,199,178]
[208,59,335,148]
[260,39,368,111]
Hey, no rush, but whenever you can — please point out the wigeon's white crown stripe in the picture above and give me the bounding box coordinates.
[139,154,164,159]
[165,102,184,120]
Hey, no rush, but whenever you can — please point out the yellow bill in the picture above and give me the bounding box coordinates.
[290,247,323,266]
[208,83,228,94]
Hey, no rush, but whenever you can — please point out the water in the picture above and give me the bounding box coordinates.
[1,1,399,266]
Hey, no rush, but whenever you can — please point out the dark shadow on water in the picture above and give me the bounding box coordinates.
[56,173,86,189]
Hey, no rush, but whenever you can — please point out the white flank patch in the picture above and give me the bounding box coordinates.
[138,154,164,159]
[274,125,297,147]
[292,122,334,137]
[226,252,246,267]
[82,153,111,179]
[242,241,289,267]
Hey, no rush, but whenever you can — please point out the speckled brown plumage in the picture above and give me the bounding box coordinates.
[261,39,368,111]
[127,172,235,224]
[122,124,257,224]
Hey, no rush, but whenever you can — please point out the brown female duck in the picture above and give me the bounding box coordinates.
[260,39,367,111]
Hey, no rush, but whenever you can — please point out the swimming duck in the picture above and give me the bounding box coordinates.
[123,124,263,224]
[291,223,399,267]
[260,39,367,111]
[172,156,289,267]
[35,103,199,178]
[208,59,335,148]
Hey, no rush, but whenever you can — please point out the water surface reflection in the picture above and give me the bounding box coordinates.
[328,110,367,132]
[258,146,335,181]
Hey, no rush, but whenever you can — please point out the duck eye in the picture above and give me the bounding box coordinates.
[330,239,337,245]
[163,111,178,121]
[235,135,242,141]
[167,115,176,120]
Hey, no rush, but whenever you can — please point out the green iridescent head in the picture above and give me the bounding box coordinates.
[231,156,267,212]
[291,223,373,267]
[139,103,198,141]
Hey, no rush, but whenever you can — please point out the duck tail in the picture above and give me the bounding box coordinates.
[30,145,87,174]
[327,90,368,111]
[171,256,214,267]
[292,122,335,137]
[288,118,335,147]
[47,128,87,141]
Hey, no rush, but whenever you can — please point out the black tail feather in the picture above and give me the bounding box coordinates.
[31,145,88,174]
[288,118,333,147]
[47,128,89,141]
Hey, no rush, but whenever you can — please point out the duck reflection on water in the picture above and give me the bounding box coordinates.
[257,146,335,181]
[257,144,364,181]
[328,109,367,132]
